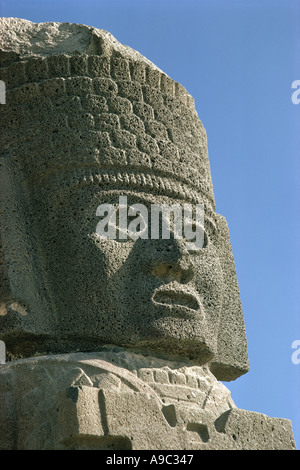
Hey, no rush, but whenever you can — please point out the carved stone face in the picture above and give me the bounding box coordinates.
[41,188,224,364]
[0,19,249,377]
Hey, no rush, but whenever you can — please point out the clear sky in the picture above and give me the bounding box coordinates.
[1,0,299,449]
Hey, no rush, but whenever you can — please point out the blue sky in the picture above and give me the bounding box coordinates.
[1,0,299,449]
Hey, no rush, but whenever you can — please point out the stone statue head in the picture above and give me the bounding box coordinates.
[0,18,248,380]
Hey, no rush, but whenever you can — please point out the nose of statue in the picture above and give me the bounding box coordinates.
[138,233,195,284]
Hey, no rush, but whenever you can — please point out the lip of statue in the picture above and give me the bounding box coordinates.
[152,283,201,315]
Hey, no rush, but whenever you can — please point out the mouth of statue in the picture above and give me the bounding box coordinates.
[152,287,200,312]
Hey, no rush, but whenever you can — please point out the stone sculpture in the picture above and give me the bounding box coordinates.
[0,18,296,450]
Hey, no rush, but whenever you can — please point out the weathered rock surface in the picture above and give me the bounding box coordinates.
[0,350,296,450]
